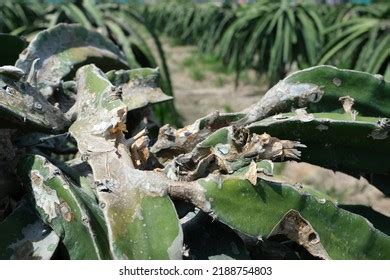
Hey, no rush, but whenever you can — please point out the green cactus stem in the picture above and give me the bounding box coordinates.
[106,68,172,112]
[195,173,390,259]
[69,64,183,259]
[0,200,60,260]
[248,111,390,176]
[237,66,390,126]
[15,24,129,98]
[151,111,247,160]
[18,155,110,260]
[0,73,69,132]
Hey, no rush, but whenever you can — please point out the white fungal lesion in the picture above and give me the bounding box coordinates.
[8,221,59,260]
[131,204,144,222]
[58,201,73,222]
[295,108,314,122]
[269,210,330,259]
[167,223,184,260]
[368,118,389,140]
[339,95,358,120]
[30,170,60,222]
[241,81,324,125]
[316,124,329,131]
[0,65,25,80]
[332,77,342,87]
[368,129,388,140]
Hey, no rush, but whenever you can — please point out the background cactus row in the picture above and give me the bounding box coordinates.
[2,0,388,87]
[143,0,390,85]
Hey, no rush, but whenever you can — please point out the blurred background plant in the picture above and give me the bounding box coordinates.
[143,0,389,85]
[1,0,388,88]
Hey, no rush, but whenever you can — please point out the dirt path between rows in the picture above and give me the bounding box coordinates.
[164,44,266,125]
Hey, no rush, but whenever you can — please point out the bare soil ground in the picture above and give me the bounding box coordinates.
[161,41,390,216]
[163,44,266,124]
